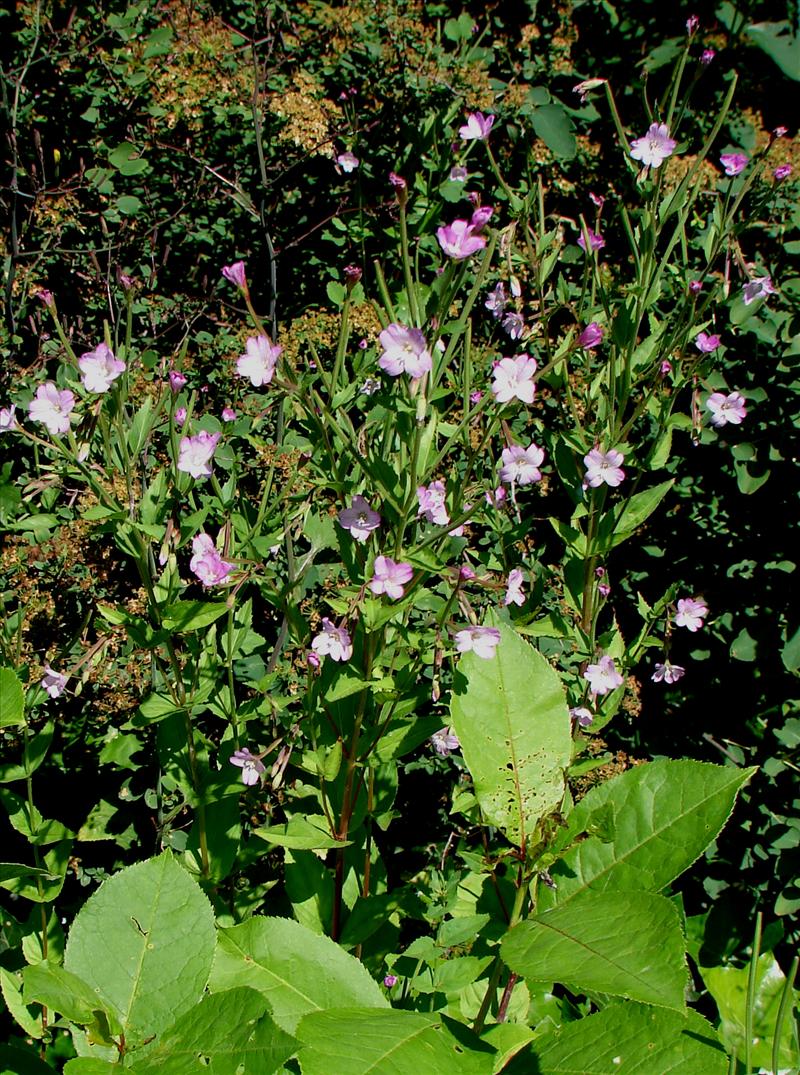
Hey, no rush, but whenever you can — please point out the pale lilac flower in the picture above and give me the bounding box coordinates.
[177,430,221,479]
[499,443,545,485]
[222,261,247,289]
[675,597,708,632]
[660,360,673,375]
[774,164,793,180]
[491,354,537,404]
[774,126,789,138]
[570,706,594,727]
[584,447,625,488]
[41,665,68,699]
[485,485,507,507]
[485,282,508,318]
[584,655,624,695]
[417,481,450,526]
[169,371,187,392]
[459,565,477,580]
[589,191,605,209]
[437,219,487,259]
[174,407,188,427]
[378,323,433,379]
[470,390,483,404]
[459,112,495,141]
[706,391,747,428]
[449,166,468,182]
[454,626,501,659]
[383,974,399,988]
[190,533,235,587]
[78,343,125,393]
[0,405,17,430]
[338,494,381,541]
[720,153,748,176]
[652,661,686,684]
[431,728,461,756]
[579,322,604,349]
[237,334,282,387]
[502,312,526,340]
[742,276,777,305]
[577,228,605,251]
[337,151,359,172]
[28,383,75,435]
[370,556,414,599]
[221,407,236,422]
[312,618,353,662]
[695,332,721,353]
[504,568,525,607]
[469,206,493,232]
[630,123,677,169]
[229,747,265,786]
[360,377,381,395]
[701,48,716,65]
[598,582,611,597]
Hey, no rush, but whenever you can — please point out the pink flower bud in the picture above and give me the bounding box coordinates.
[222,261,247,289]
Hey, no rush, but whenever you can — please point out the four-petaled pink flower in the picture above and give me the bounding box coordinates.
[450,166,468,182]
[774,164,792,180]
[79,343,126,393]
[177,431,221,479]
[577,228,605,252]
[491,354,537,404]
[229,747,265,786]
[437,218,487,259]
[337,151,359,172]
[312,618,353,662]
[41,664,68,699]
[370,556,414,599]
[584,447,625,488]
[459,112,495,141]
[499,442,545,485]
[584,655,624,695]
[222,261,247,289]
[675,597,708,632]
[431,727,461,756]
[190,533,235,587]
[28,383,75,435]
[237,334,282,387]
[502,312,526,340]
[652,661,686,684]
[417,481,450,526]
[504,568,525,607]
[338,494,381,541]
[720,153,748,176]
[695,332,721,353]
[706,391,747,428]
[454,626,501,659]
[0,405,17,431]
[485,282,508,318]
[742,276,777,305]
[630,123,677,169]
[378,323,433,380]
[579,322,604,349]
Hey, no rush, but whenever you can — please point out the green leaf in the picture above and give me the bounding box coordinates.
[64,852,215,1048]
[0,967,42,1039]
[0,1046,58,1074]
[209,917,388,1034]
[295,1009,495,1074]
[162,600,229,632]
[544,761,756,908]
[0,666,25,728]
[116,195,142,215]
[107,143,149,175]
[782,624,800,672]
[501,892,687,1009]
[531,104,577,160]
[254,816,344,850]
[450,621,571,848]
[597,480,674,552]
[746,21,800,80]
[63,1062,118,1075]
[23,963,121,1043]
[532,1002,728,1073]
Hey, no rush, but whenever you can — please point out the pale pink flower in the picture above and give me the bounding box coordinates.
[675,597,708,632]
[437,219,487,259]
[579,322,604,349]
[584,447,625,488]
[706,391,747,428]
[454,626,501,659]
[701,48,716,65]
[774,126,789,138]
[41,665,68,699]
[499,443,545,485]
[169,371,187,392]
[470,206,493,232]
[686,14,700,34]
[229,747,265,786]
[177,431,221,479]
[378,324,432,379]
[449,166,468,182]
[417,481,450,526]
[337,151,359,172]
[431,727,461,756]
[652,661,686,684]
[504,568,525,607]
[370,556,414,599]
[28,383,75,435]
[388,172,407,194]
[312,618,353,662]
[37,289,55,308]
[338,495,381,541]
[502,312,526,340]
[630,123,677,169]
[221,407,236,422]
[584,655,623,695]
[78,343,125,393]
[491,354,537,404]
[774,164,793,180]
[0,405,17,431]
[459,565,477,580]
[237,334,282,387]
[577,228,605,251]
[459,112,495,141]
[570,706,594,727]
[742,276,777,305]
[485,282,508,318]
[695,332,721,353]
[573,78,606,103]
[383,974,399,988]
[174,407,188,427]
[720,153,748,176]
[190,533,235,587]
[222,261,247,289]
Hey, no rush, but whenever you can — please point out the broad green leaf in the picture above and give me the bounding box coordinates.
[0,666,25,727]
[296,1008,496,1075]
[63,1062,118,1074]
[0,967,42,1039]
[64,852,215,1048]
[23,963,122,1041]
[450,621,571,849]
[254,816,345,851]
[501,892,687,1010]
[532,1002,727,1073]
[531,104,577,160]
[162,600,229,632]
[209,917,388,1033]
[0,1046,58,1074]
[0,789,74,846]
[0,842,71,902]
[543,760,756,908]
[746,21,800,80]
[597,480,674,552]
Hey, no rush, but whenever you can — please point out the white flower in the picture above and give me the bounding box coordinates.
[28,383,75,435]
[236,335,282,387]
[583,655,623,695]
[311,618,353,662]
[78,343,125,393]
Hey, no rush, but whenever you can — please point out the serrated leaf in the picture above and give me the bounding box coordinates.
[502,892,687,1009]
[23,963,121,1043]
[0,666,25,728]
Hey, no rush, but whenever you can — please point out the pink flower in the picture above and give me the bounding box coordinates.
[689,280,703,294]
[221,407,237,422]
[774,164,793,180]
[485,282,508,318]
[502,312,526,340]
[577,228,605,251]
[774,126,789,138]
[630,123,677,169]
[504,568,525,606]
[454,626,501,659]
[674,597,708,632]
[491,354,537,404]
[436,219,487,259]
[177,431,221,479]
[338,494,381,541]
[431,727,461,756]
[449,166,468,182]
[706,391,747,428]
[742,276,777,305]
[41,664,68,699]
[499,442,545,485]
[370,556,414,599]
[337,151,359,172]
[174,407,187,427]
[652,661,686,684]
[0,405,17,431]
[378,323,433,379]
[660,360,673,375]
[720,153,748,176]
[312,618,353,662]
[169,371,187,392]
[37,289,55,308]
[388,172,407,191]
[584,447,625,488]
[469,206,493,232]
[584,655,624,695]
[78,343,125,393]
[570,706,594,727]
[222,261,247,289]
[701,48,716,65]
[459,565,477,580]
[686,14,700,34]
[573,78,606,103]
[417,481,450,526]
[695,331,721,353]
[459,112,495,141]
[229,747,265,786]
[237,334,282,387]
[579,322,604,349]
[28,383,75,435]
[190,533,235,587]
[383,974,399,988]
